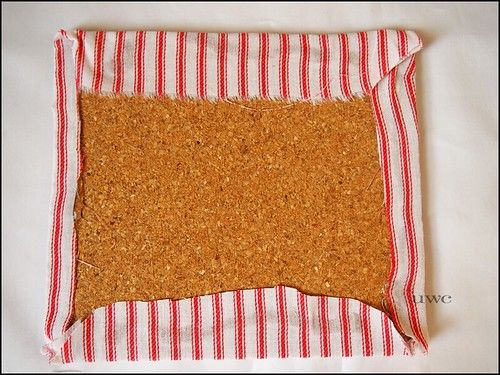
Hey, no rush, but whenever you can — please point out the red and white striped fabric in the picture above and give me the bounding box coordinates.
[43,29,427,363]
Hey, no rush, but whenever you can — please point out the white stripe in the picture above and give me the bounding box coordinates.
[367,31,381,88]
[243,289,256,358]
[347,32,363,95]
[143,32,156,95]
[386,30,403,70]
[263,288,278,358]
[221,291,234,359]
[200,295,213,359]
[369,308,383,355]
[157,301,169,360]
[267,33,280,98]
[81,31,95,89]
[100,32,115,93]
[91,308,105,361]
[164,32,178,97]
[391,324,407,355]
[392,322,407,354]
[329,34,342,99]
[134,302,148,360]
[226,33,239,98]
[308,296,320,357]
[286,289,299,358]
[246,33,260,97]
[349,299,362,356]
[121,32,135,94]
[329,297,341,355]
[308,35,321,100]
[178,298,191,359]
[287,34,301,99]
[184,32,198,98]
[205,33,218,99]
[113,302,127,361]
[70,321,84,362]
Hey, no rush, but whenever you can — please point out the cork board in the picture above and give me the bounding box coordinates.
[74,93,391,321]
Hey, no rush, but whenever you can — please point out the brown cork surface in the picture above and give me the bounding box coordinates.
[74,93,391,321]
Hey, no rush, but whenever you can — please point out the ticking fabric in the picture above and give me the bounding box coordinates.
[43,29,427,363]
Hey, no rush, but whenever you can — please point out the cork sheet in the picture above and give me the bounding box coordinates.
[74,93,391,321]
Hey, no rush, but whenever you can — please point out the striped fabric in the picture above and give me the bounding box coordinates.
[43,29,427,363]
[56,289,408,363]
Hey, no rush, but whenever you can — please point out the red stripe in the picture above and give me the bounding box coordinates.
[105,304,116,361]
[358,31,371,93]
[217,33,228,99]
[297,292,310,357]
[279,34,290,99]
[238,33,249,98]
[254,288,267,358]
[388,60,428,350]
[212,293,224,359]
[169,300,181,360]
[318,296,331,357]
[381,314,394,356]
[191,296,203,360]
[176,32,187,98]
[299,34,310,99]
[377,30,389,78]
[134,31,146,95]
[126,301,138,361]
[113,31,125,93]
[61,30,83,341]
[75,31,85,90]
[319,34,331,100]
[233,290,246,359]
[197,32,207,98]
[155,31,166,96]
[397,30,408,58]
[276,286,289,358]
[91,31,105,92]
[148,301,159,361]
[338,33,352,99]
[259,33,269,98]
[339,298,352,356]
[83,315,95,362]
[359,303,373,356]
[45,38,68,340]
[61,336,73,363]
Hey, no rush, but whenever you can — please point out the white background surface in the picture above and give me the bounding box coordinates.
[1,2,498,373]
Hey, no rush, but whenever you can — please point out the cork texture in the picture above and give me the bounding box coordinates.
[74,93,391,321]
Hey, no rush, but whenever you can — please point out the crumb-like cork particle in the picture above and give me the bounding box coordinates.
[74,93,391,321]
